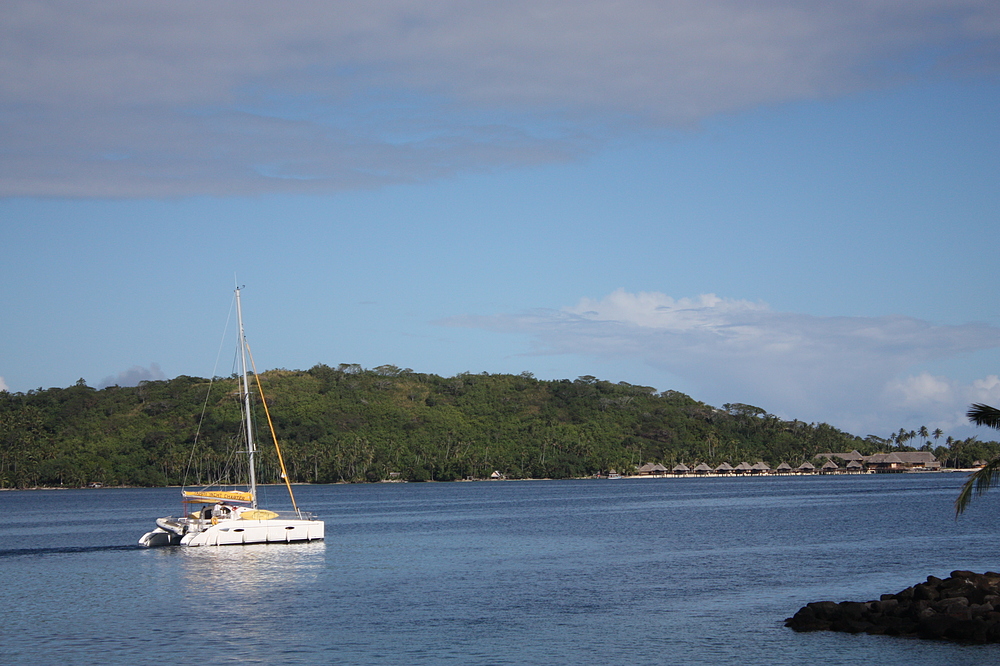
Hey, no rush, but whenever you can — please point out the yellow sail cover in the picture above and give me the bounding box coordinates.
[182,490,253,504]
[240,509,279,520]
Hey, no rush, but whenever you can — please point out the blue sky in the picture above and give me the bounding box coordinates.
[2,1,999,441]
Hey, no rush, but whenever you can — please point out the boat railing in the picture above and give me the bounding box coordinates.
[284,510,318,521]
[241,510,318,521]
[185,510,318,523]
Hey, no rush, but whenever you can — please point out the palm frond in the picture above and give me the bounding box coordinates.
[967,404,1000,429]
[956,457,1000,515]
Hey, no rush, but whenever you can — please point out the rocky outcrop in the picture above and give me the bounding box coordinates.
[786,571,1000,643]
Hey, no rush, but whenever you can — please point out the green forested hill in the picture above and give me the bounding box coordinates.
[1,364,995,488]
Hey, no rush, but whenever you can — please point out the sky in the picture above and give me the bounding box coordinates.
[2,1,999,442]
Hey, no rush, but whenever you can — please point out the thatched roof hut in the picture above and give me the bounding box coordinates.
[671,463,690,475]
[865,452,939,471]
[750,461,771,474]
[693,463,713,474]
[820,460,840,474]
[715,462,734,474]
[734,462,753,474]
[638,462,669,476]
[797,461,816,473]
[817,450,865,462]
[775,462,793,473]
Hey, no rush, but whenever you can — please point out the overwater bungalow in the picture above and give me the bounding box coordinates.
[693,463,713,475]
[638,462,669,476]
[750,461,771,474]
[775,462,793,474]
[865,451,941,471]
[734,462,753,475]
[820,460,840,474]
[796,461,816,474]
[846,460,865,474]
[715,462,734,475]
[671,463,690,476]
[815,450,942,472]
[864,452,905,472]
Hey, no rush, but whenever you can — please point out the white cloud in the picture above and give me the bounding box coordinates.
[445,289,1000,435]
[2,1,997,196]
[882,373,1000,435]
[98,363,166,389]
[884,372,955,407]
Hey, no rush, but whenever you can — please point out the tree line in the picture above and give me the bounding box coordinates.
[1,364,997,488]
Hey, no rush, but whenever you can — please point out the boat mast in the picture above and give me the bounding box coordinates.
[235,287,258,510]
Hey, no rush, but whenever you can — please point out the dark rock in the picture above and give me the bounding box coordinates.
[790,621,830,632]
[838,601,866,620]
[895,600,921,619]
[947,608,974,622]
[806,601,841,620]
[941,586,979,603]
[933,596,969,611]
[831,618,872,634]
[945,618,985,642]
[871,598,898,614]
[884,619,918,636]
[969,589,989,605]
[791,606,815,620]
[871,614,912,630]
[918,614,957,639]
[785,606,830,632]
[789,572,1000,643]
[969,603,994,616]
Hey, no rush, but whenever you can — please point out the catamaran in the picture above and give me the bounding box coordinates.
[139,287,324,547]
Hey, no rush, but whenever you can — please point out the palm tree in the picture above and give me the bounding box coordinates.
[955,404,1000,515]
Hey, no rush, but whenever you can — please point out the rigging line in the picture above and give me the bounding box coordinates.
[244,340,300,515]
[182,291,237,491]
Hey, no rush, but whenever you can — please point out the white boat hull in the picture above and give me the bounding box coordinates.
[181,517,324,546]
[140,517,324,547]
[139,527,182,547]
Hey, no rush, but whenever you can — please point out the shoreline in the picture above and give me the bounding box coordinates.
[0,467,978,492]
[612,468,973,480]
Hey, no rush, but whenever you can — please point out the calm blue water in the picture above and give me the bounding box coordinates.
[2,474,1000,665]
